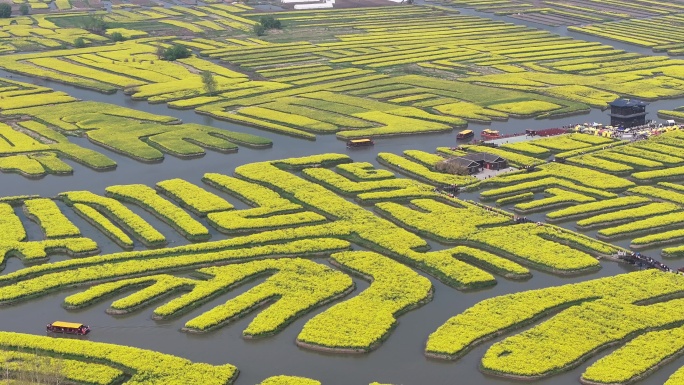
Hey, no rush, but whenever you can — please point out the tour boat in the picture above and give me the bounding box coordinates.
[481,129,501,139]
[47,321,90,335]
[346,138,374,148]
[456,129,474,140]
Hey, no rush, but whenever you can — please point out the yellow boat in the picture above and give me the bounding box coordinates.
[456,129,474,139]
[47,321,91,335]
[481,129,500,138]
[346,138,374,148]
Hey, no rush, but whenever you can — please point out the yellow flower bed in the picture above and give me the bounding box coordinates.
[72,203,133,249]
[0,202,27,242]
[496,192,534,206]
[377,152,477,186]
[0,238,350,304]
[105,184,210,242]
[0,349,121,385]
[336,162,395,181]
[23,198,80,238]
[611,145,683,165]
[105,28,148,39]
[449,245,530,278]
[156,178,233,216]
[468,224,603,272]
[594,150,664,168]
[566,154,633,173]
[578,202,680,228]
[183,258,353,336]
[664,245,684,258]
[234,157,490,288]
[529,135,602,152]
[375,198,511,241]
[259,376,321,385]
[64,274,193,311]
[297,251,431,351]
[60,191,166,247]
[426,270,684,359]
[0,331,238,384]
[481,177,616,200]
[661,182,684,192]
[30,57,145,88]
[337,111,452,139]
[514,187,595,212]
[302,165,438,203]
[597,211,684,239]
[581,325,684,383]
[209,210,327,234]
[628,185,684,205]
[546,196,650,221]
[179,56,248,78]
[203,173,301,210]
[0,237,98,266]
[489,100,562,116]
[633,165,684,182]
[501,142,552,157]
[482,298,684,378]
[542,85,617,108]
[0,90,75,110]
[0,154,45,177]
[403,150,445,167]
[238,106,338,133]
[632,229,684,247]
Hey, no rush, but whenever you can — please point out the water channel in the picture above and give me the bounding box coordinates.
[1,7,683,384]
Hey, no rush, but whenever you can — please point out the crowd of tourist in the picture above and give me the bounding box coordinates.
[616,250,677,274]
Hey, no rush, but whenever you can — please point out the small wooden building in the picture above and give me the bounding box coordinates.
[462,152,508,170]
[608,98,647,128]
[439,152,508,174]
[444,157,481,174]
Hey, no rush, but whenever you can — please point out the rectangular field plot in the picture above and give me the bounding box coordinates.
[4,7,684,141]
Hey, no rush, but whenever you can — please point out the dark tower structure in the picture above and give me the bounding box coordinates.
[608,98,647,128]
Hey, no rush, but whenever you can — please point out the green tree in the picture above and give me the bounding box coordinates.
[82,14,107,34]
[19,3,29,15]
[161,44,191,61]
[201,70,218,96]
[259,16,281,29]
[253,24,265,36]
[156,45,165,60]
[73,37,86,48]
[259,16,282,29]
[0,3,11,18]
[110,31,125,42]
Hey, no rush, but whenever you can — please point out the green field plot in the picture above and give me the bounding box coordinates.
[2,7,684,141]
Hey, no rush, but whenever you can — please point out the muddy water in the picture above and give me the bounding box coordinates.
[1,14,684,385]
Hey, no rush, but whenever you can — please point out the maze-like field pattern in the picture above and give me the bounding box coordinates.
[1,143,684,384]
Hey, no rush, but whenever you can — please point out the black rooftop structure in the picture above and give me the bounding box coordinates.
[608,98,648,128]
[442,152,508,174]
